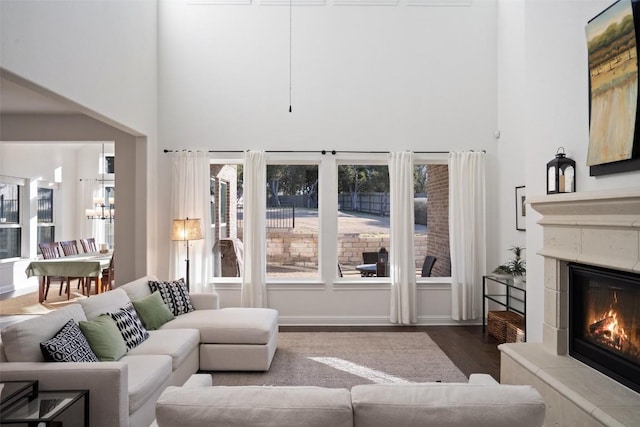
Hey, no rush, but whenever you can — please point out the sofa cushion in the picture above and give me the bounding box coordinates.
[40,319,99,363]
[126,329,200,370]
[79,288,131,321]
[79,314,128,361]
[132,291,175,330]
[155,386,354,427]
[121,354,173,413]
[161,308,277,345]
[1,304,87,362]
[149,278,195,317]
[118,275,159,301]
[351,383,546,427]
[109,302,149,351]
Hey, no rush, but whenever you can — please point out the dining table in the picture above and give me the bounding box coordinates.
[25,251,113,303]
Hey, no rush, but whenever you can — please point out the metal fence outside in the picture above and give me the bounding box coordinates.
[238,203,296,229]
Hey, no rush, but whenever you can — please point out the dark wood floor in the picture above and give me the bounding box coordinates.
[280,325,502,381]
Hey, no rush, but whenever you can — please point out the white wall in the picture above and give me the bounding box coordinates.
[0,0,159,277]
[158,0,500,324]
[9,0,631,330]
[513,0,640,342]
[0,1,157,136]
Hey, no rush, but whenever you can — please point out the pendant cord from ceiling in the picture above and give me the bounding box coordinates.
[289,0,293,113]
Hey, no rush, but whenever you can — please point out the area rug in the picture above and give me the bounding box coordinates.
[0,287,87,315]
[212,332,468,389]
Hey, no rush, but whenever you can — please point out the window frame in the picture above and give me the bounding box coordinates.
[206,152,450,288]
[0,176,26,261]
[36,182,59,252]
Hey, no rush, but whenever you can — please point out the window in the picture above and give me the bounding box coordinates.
[37,187,55,248]
[266,164,319,280]
[414,163,450,278]
[337,164,390,278]
[211,163,243,277]
[206,154,450,283]
[0,180,22,260]
[105,155,115,174]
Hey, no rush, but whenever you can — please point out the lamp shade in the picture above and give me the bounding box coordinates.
[171,218,203,241]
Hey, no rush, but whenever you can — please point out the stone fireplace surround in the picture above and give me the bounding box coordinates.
[499,188,640,427]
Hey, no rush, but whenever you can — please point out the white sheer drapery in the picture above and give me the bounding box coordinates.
[448,151,486,321]
[389,151,417,324]
[241,150,267,308]
[170,151,212,292]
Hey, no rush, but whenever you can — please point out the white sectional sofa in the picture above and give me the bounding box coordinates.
[155,373,546,427]
[0,275,279,427]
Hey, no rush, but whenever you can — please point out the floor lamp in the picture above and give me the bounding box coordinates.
[171,218,203,291]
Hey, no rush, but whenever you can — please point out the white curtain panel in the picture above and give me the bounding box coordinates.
[389,151,417,325]
[241,150,268,308]
[170,151,212,292]
[448,151,486,321]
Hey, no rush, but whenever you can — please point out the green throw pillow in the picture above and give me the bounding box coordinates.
[132,291,175,330]
[79,314,127,361]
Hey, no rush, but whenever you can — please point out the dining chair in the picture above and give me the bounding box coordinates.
[362,252,378,264]
[38,242,66,300]
[83,253,113,295]
[59,240,91,296]
[100,254,115,293]
[39,241,61,260]
[421,255,437,277]
[60,240,81,256]
[80,237,97,253]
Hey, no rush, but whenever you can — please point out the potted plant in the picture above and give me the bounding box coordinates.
[492,246,526,283]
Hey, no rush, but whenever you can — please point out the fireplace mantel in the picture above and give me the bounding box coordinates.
[528,188,640,273]
[499,187,640,427]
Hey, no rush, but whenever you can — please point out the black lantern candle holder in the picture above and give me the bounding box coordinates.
[547,147,576,194]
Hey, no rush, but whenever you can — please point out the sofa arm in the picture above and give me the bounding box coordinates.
[0,361,129,427]
[183,374,213,387]
[190,293,219,310]
[468,373,499,385]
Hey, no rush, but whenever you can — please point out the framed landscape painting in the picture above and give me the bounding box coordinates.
[587,0,640,175]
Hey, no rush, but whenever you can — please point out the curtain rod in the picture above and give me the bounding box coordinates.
[79,178,115,182]
[162,149,485,154]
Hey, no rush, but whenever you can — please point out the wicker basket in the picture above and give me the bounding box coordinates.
[487,310,524,343]
[506,319,526,343]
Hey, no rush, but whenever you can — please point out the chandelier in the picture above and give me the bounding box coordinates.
[86,143,115,221]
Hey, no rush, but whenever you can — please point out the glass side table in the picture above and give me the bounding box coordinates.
[1,381,38,410]
[0,385,89,427]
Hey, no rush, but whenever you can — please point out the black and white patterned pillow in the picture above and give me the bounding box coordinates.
[40,319,99,363]
[110,302,150,351]
[148,278,195,317]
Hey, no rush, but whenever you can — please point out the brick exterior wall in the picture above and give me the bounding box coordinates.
[210,164,238,239]
[426,164,451,277]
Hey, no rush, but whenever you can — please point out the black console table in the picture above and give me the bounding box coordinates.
[482,275,526,341]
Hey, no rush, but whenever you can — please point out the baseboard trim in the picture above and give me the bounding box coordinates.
[278,314,480,326]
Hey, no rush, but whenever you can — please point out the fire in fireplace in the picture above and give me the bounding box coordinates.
[569,263,640,394]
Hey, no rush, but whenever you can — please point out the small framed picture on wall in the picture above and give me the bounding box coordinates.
[515,186,526,231]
